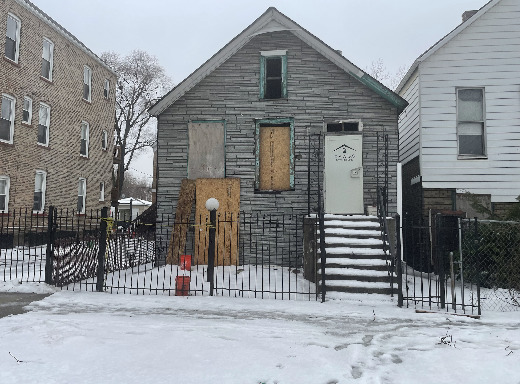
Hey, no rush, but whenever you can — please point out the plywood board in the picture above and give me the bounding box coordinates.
[259,126,291,190]
[194,178,240,266]
[166,179,196,265]
[188,122,225,179]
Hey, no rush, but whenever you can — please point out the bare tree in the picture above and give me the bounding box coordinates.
[100,50,171,200]
[121,173,153,202]
[367,58,407,91]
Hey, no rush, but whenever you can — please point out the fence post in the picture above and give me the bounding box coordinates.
[96,207,108,292]
[396,214,403,307]
[436,214,446,309]
[207,209,216,296]
[45,206,56,285]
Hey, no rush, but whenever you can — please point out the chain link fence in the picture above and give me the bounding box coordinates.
[460,219,520,311]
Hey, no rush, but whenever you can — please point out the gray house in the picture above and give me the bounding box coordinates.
[150,7,406,221]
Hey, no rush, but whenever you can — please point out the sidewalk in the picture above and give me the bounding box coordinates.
[0,292,52,319]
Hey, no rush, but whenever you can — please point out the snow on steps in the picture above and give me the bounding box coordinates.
[319,214,396,295]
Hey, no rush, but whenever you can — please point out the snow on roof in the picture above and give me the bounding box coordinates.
[118,198,152,206]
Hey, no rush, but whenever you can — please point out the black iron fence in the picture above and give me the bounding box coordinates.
[401,214,520,313]
[1,207,317,300]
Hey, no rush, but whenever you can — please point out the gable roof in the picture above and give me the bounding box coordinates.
[149,7,407,116]
[396,0,499,94]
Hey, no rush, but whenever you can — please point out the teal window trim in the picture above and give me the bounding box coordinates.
[259,51,287,99]
[254,117,294,191]
[187,119,227,177]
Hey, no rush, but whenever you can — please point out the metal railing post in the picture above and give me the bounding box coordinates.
[208,209,216,296]
[45,206,56,285]
[396,214,403,307]
[96,207,108,292]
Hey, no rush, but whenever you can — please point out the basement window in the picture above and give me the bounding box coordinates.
[326,121,362,132]
[260,50,287,99]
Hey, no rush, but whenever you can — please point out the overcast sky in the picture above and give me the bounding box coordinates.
[30,0,489,181]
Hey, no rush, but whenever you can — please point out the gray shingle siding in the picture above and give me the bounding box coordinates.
[156,31,398,262]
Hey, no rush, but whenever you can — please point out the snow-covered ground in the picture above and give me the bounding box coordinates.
[0,284,519,384]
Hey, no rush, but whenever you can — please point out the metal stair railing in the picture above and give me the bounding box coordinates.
[377,186,396,296]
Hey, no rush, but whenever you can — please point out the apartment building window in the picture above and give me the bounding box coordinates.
[83,66,92,101]
[0,176,9,212]
[80,121,89,157]
[41,38,54,81]
[1,94,15,143]
[104,79,110,98]
[457,88,486,157]
[22,97,32,124]
[5,13,20,63]
[101,130,108,150]
[33,170,46,213]
[77,178,86,214]
[38,103,50,146]
[99,182,105,201]
[260,50,287,99]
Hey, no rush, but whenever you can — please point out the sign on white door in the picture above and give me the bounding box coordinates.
[324,135,363,214]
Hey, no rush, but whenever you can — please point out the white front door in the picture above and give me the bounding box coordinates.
[324,135,364,214]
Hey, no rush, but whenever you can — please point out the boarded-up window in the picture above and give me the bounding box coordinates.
[258,123,292,191]
[188,121,225,179]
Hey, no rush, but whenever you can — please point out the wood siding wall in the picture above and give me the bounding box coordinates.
[156,31,399,260]
[398,71,420,165]
[418,0,520,203]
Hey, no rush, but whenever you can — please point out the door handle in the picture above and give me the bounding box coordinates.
[350,167,362,178]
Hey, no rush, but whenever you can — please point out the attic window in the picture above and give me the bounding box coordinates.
[326,121,362,132]
[260,50,287,99]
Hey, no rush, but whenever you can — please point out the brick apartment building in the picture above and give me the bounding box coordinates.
[0,0,116,213]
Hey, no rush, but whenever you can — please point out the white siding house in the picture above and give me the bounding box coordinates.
[397,0,520,218]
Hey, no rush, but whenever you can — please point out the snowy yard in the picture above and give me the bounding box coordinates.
[0,283,519,384]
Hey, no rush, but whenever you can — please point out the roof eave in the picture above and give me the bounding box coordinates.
[396,0,500,94]
[149,7,407,116]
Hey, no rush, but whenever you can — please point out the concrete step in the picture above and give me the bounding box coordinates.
[319,227,382,239]
[318,279,397,295]
[324,214,379,222]
[321,237,384,247]
[319,273,395,283]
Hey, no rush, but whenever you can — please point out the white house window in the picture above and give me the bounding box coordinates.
[22,97,32,124]
[260,50,287,99]
[457,88,485,157]
[101,129,108,150]
[37,103,50,146]
[33,170,46,213]
[77,178,86,213]
[5,13,20,63]
[0,176,9,212]
[1,94,15,143]
[80,121,89,157]
[83,66,92,101]
[104,79,110,98]
[41,38,54,81]
[99,181,105,201]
